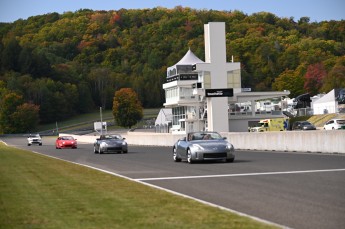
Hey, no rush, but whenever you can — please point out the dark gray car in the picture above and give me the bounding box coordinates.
[173,132,235,164]
[94,134,128,154]
[292,121,316,130]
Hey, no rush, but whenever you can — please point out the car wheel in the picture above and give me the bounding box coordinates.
[94,146,98,154]
[28,143,31,146]
[39,143,42,146]
[226,158,235,163]
[173,147,181,162]
[122,150,128,154]
[187,149,193,164]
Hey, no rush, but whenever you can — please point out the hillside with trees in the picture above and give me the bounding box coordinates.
[0,7,344,133]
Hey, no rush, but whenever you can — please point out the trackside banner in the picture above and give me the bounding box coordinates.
[205,88,233,97]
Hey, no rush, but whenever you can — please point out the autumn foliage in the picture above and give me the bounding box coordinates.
[0,92,39,133]
[304,63,327,95]
[112,88,143,129]
[0,8,344,131]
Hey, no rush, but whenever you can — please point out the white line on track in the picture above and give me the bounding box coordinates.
[135,168,345,181]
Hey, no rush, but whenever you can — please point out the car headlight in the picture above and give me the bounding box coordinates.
[191,144,204,150]
[122,141,127,146]
[226,143,234,151]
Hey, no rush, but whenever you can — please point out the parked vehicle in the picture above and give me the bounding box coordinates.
[250,118,287,132]
[323,119,345,130]
[94,134,128,154]
[292,121,316,131]
[173,132,235,164]
[293,93,311,109]
[55,136,77,149]
[27,134,42,146]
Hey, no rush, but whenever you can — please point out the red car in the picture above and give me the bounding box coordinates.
[55,136,77,149]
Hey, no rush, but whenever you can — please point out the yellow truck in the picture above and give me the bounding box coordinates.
[250,118,287,132]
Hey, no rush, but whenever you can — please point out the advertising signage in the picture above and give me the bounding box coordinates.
[166,74,198,82]
[205,88,233,97]
[179,74,198,80]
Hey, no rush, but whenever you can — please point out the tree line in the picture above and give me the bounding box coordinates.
[0,7,344,133]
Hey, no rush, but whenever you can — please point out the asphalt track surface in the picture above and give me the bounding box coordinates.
[2,136,345,229]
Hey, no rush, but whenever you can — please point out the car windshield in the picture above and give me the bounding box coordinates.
[61,136,74,140]
[301,121,312,125]
[100,135,122,140]
[189,132,222,141]
[336,120,345,124]
[30,134,40,137]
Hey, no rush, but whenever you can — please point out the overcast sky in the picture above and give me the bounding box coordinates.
[0,0,344,23]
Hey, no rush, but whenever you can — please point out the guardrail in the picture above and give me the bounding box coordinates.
[63,130,345,154]
[223,131,345,154]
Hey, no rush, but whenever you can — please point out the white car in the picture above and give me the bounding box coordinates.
[27,134,42,146]
[323,119,345,130]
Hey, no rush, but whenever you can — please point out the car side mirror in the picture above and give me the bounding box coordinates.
[223,137,227,140]
[123,138,126,140]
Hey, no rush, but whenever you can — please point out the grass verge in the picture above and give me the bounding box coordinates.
[37,108,161,133]
[0,143,277,229]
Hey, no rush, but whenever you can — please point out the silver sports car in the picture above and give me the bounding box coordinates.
[173,132,235,163]
[94,134,128,154]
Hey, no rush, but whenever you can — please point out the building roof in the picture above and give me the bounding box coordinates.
[314,89,336,104]
[235,91,290,103]
[155,108,172,126]
[174,49,204,66]
[167,49,204,77]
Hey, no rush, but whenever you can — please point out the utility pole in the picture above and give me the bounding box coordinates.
[100,107,103,136]
[55,121,59,135]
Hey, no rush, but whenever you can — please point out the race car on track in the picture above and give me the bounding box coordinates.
[55,136,77,149]
[173,131,235,164]
[27,134,42,146]
[94,134,128,154]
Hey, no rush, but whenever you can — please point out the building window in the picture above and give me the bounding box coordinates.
[180,87,193,99]
[165,87,178,102]
[227,69,241,89]
[172,106,186,126]
[203,71,211,89]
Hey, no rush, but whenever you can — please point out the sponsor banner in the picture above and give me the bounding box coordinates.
[205,88,233,97]
[166,74,198,82]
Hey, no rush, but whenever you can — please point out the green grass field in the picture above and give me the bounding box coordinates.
[0,143,277,229]
[37,108,161,133]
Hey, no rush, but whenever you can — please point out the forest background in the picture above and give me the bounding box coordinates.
[0,7,344,132]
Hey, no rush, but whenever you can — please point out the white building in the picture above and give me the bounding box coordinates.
[162,22,290,133]
[312,89,345,114]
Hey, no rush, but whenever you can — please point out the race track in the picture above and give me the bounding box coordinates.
[2,136,345,229]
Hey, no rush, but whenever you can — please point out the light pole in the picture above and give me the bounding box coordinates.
[55,121,59,135]
[100,107,103,136]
